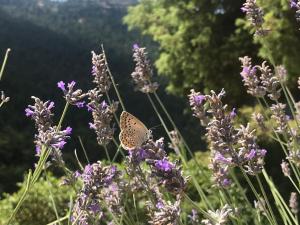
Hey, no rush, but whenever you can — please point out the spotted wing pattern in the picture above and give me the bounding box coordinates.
[119,111,150,150]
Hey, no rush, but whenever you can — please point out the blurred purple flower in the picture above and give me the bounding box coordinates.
[155,158,174,172]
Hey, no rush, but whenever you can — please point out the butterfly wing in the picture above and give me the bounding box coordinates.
[119,111,149,150]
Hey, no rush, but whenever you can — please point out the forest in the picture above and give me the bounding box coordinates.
[1,0,300,224]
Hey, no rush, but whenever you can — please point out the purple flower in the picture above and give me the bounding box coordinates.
[89,122,96,130]
[133,43,139,49]
[48,101,55,109]
[35,145,41,155]
[230,108,237,118]
[74,170,81,178]
[215,152,233,165]
[131,45,159,93]
[246,149,256,160]
[72,161,124,223]
[58,80,87,106]
[291,0,298,8]
[241,66,250,76]
[188,89,208,125]
[222,178,231,187]
[241,0,269,36]
[194,94,205,105]
[25,108,34,117]
[68,80,76,88]
[64,126,72,135]
[100,100,108,109]
[88,202,101,214]
[239,56,266,97]
[57,81,66,91]
[261,149,267,156]
[156,201,164,209]
[188,209,199,224]
[155,158,174,172]
[129,148,148,163]
[87,89,118,146]
[241,6,247,12]
[76,101,85,108]
[91,50,111,93]
[52,140,67,149]
[87,105,92,112]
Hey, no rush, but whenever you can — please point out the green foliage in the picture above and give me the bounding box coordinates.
[124,0,257,103]
[237,0,300,86]
[0,173,74,225]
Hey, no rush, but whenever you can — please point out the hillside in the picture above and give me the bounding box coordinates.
[0,0,201,193]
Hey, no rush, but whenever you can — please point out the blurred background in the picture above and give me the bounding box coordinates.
[0,0,299,196]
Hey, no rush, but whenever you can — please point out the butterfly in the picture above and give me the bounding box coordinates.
[119,111,151,150]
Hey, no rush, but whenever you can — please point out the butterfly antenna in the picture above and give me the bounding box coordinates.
[149,124,162,130]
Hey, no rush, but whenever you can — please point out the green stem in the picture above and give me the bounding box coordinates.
[6,171,32,225]
[0,48,11,81]
[230,170,252,207]
[105,91,120,127]
[45,172,62,225]
[255,174,278,225]
[112,137,126,158]
[240,168,275,225]
[57,102,69,130]
[78,136,90,164]
[263,170,298,225]
[103,145,111,163]
[47,215,69,225]
[101,44,126,111]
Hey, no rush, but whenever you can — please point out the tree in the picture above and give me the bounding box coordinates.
[124,0,300,103]
[124,0,257,103]
[237,0,300,86]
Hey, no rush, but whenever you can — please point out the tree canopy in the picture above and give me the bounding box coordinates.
[124,0,300,103]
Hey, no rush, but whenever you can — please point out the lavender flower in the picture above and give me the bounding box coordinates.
[150,157,187,195]
[147,199,181,225]
[190,89,266,187]
[252,112,268,131]
[87,88,118,145]
[189,89,209,125]
[281,160,291,177]
[241,0,269,36]
[91,50,111,93]
[131,44,159,93]
[289,192,298,215]
[258,61,281,101]
[25,96,54,131]
[239,56,266,97]
[237,124,266,175]
[25,97,71,165]
[57,80,87,107]
[127,138,187,195]
[270,103,289,134]
[290,0,300,22]
[204,89,237,186]
[72,162,124,224]
[287,149,300,167]
[276,65,287,83]
[201,204,236,225]
[188,209,200,224]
